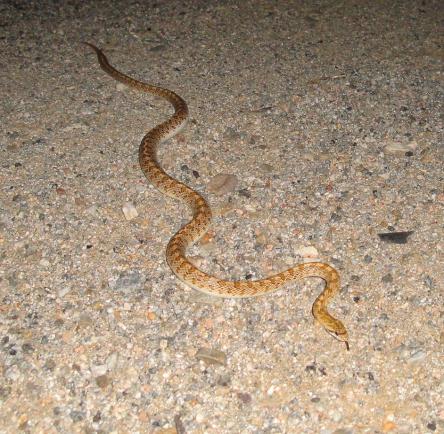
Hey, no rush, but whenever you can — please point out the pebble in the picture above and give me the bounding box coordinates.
[407,349,426,363]
[106,352,119,370]
[195,347,227,366]
[378,231,414,244]
[122,202,138,220]
[58,287,71,298]
[188,290,223,305]
[95,375,111,389]
[207,174,238,195]
[91,364,108,377]
[383,140,418,156]
[110,270,143,292]
[295,245,319,258]
[77,313,93,328]
[69,410,85,422]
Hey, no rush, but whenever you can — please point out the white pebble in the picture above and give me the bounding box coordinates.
[106,352,119,370]
[58,287,71,298]
[91,364,107,376]
[122,202,138,220]
[295,246,319,258]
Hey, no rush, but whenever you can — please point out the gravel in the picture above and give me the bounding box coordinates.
[1,0,443,433]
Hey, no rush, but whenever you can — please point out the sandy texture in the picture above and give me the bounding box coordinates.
[1,1,443,433]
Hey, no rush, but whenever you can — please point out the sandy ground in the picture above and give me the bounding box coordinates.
[1,1,443,433]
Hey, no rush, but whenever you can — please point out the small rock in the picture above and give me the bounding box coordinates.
[174,414,186,434]
[237,392,252,404]
[111,270,143,292]
[5,365,20,381]
[195,411,206,424]
[96,375,111,389]
[21,343,34,354]
[106,352,119,370]
[363,255,373,263]
[382,420,397,432]
[207,174,238,195]
[122,202,138,220]
[259,163,274,172]
[217,373,231,386]
[188,291,223,305]
[331,410,343,422]
[58,287,71,298]
[378,231,413,244]
[69,410,85,422]
[77,313,93,329]
[195,347,227,366]
[426,421,436,431]
[44,359,56,371]
[91,364,108,377]
[423,275,434,289]
[116,82,127,92]
[296,246,319,258]
[407,349,426,363]
[382,273,393,283]
[383,140,417,156]
[0,386,12,399]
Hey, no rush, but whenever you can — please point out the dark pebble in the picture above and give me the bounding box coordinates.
[44,359,56,371]
[238,188,251,198]
[237,392,252,404]
[382,273,393,283]
[96,375,111,389]
[378,231,413,244]
[70,410,85,422]
[217,373,231,387]
[174,414,186,434]
[0,386,12,399]
[22,343,34,353]
[426,421,436,431]
[424,275,434,289]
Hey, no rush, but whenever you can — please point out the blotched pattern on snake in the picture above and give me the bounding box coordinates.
[85,43,349,349]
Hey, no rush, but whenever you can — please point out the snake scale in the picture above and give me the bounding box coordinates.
[85,43,349,350]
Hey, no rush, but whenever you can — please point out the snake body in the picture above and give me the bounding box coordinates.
[86,43,349,349]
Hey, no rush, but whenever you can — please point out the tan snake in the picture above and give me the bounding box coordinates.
[85,43,349,350]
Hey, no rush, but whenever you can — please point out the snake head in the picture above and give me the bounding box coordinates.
[325,322,349,351]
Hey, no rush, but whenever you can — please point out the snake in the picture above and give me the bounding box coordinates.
[85,43,349,350]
